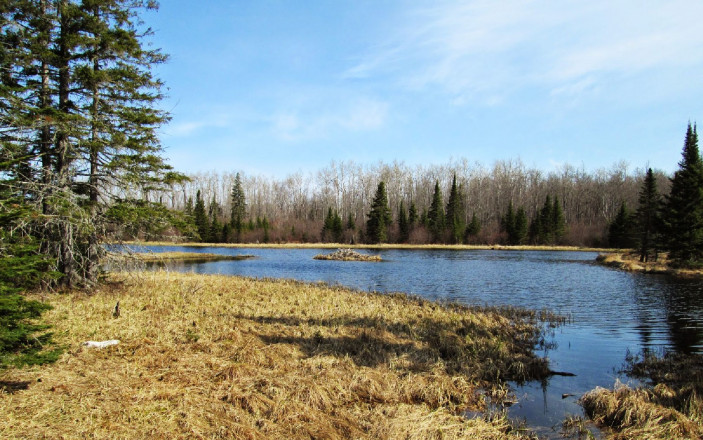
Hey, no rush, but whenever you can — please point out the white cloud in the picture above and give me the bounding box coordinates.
[346,0,703,104]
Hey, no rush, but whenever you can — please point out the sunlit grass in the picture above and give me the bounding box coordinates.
[1,271,553,439]
[596,252,703,276]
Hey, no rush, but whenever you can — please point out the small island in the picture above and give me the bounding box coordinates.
[313,248,382,262]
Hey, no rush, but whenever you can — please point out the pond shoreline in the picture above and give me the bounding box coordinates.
[2,271,559,439]
[596,251,703,277]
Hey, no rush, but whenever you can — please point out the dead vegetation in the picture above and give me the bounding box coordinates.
[580,351,703,439]
[0,271,552,439]
[595,252,703,276]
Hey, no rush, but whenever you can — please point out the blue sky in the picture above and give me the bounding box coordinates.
[145,0,703,177]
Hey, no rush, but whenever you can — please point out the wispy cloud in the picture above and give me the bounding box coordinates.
[271,97,389,141]
[346,0,703,104]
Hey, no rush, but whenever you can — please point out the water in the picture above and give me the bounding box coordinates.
[123,245,703,437]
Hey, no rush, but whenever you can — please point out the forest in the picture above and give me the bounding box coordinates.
[117,158,663,248]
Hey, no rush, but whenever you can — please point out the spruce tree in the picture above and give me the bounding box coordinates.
[427,181,445,243]
[608,202,636,249]
[366,181,392,243]
[398,200,410,243]
[193,190,209,242]
[664,123,703,265]
[408,201,418,226]
[552,196,566,244]
[464,213,481,242]
[502,202,516,243]
[0,0,178,287]
[514,207,528,245]
[332,210,343,243]
[445,174,465,244]
[635,168,662,262]
[230,173,246,241]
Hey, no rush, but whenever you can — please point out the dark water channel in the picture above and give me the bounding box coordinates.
[126,246,703,437]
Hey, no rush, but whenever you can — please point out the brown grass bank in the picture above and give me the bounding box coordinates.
[0,271,554,439]
[596,252,703,277]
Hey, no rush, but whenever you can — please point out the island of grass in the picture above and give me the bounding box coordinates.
[596,252,703,277]
[313,248,382,261]
[129,251,255,263]
[1,271,559,439]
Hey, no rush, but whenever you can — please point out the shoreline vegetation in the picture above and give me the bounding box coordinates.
[120,240,612,253]
[596,252,703,277]
[1,270,558,439]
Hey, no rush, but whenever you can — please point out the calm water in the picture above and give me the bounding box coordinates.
[125,245,703,437]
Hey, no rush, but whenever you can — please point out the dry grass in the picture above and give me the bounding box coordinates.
[124,240,609,252]
[581,351,703,439]
[0,271,549,439]
[313,249,382,261]
[596,252,703,277]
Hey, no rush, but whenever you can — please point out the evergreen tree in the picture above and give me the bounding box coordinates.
[346,212,355,231]
[445,174,465,244]
[321,207,334,242]
[635,168,662,262]
[398,200,410,243]
[366,181,392,243]
[502,202,516,243]
[0,0,177,287]
[230,173,246,241]
[552,196,566,244]
[464,213,481,242]
[539,195,554,244]
[514,207,529,245]
[664,123,703,265]
[193,190,209,242]
[408,201,418,226]
[427,181,445,243]
[332,210,343,243]
[608,202,636,248]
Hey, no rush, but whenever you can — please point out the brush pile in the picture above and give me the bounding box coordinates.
[314,248,382,261]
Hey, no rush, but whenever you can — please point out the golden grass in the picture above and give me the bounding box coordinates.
[596,252,703,277]
[0,271,550,439]
[123,240,610,253]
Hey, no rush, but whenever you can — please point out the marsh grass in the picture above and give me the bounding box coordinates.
[0,271,551,439]
[580,351,703,439]
[130,251,255,263]
[596,252,703,277]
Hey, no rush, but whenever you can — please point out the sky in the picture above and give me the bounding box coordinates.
[144,0,703,177]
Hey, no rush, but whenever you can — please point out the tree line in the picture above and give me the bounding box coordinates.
[136,159,658,247]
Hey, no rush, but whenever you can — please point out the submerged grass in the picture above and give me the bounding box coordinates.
[0,271,551,439]
[580,351,703,439]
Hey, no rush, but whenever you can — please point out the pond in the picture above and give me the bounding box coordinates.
[122,245,703,437]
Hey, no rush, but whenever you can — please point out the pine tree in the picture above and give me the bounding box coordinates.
[366,181,392,243]
[321,207,334,242]
[398,200,410,243]
[332,210,343,243]
[635,168,662,262]
[664,123,703,265]
[230,172,246,241]
[408,201,418,226]
[428,181,445,243]
[445,174,465,244]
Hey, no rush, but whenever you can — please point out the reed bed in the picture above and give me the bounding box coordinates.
[596,252,703,276]
[0,271,549,439]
